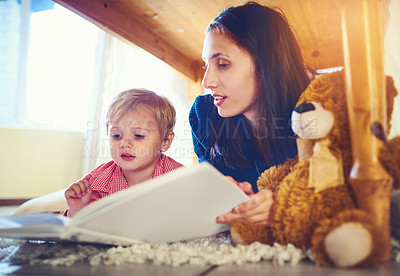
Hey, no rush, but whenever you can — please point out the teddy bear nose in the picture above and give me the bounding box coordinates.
[294,102,316,113]
[371,121,386,141]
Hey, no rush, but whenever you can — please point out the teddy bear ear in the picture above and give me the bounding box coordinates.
[291,101,334,139]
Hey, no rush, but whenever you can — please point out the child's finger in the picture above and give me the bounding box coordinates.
[83,180,92,197]
[78,180,89,195]
[64,188,74,198]
[81,175,91,182]
[70,182,86,197]
[65,187,78,199]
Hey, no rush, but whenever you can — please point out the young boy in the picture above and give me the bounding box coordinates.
[64,89,183,217]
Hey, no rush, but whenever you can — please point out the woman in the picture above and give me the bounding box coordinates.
[189,2,310,225]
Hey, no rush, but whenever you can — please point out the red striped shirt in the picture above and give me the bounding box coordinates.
[63,154,183,216]
[87,154,183,201]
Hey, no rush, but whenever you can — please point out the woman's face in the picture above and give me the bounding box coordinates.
[202,31,259,123]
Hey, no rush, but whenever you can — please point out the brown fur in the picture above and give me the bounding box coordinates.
[231,70,400,267]
[257,158,298,192]
[379,136,400,189]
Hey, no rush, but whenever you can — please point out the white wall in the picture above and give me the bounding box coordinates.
[385,0,400,138]
[0,128,84,198]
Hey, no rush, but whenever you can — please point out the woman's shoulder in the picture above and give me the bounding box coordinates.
[194,93,213,103]
[188,94,215,158]
[190,94,213,115]
[189,94,214,127]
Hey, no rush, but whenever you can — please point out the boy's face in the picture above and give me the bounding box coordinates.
[108,107,165,177]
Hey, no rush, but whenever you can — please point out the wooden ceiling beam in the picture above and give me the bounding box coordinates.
[53,0,202,82]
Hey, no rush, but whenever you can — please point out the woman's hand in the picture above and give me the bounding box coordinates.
[225,176,254,195]
[216,188,274,226]
[64,177,92,217]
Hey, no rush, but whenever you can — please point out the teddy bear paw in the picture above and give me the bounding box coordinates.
[324,222,372,267]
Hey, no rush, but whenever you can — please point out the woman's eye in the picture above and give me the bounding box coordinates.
[218,63,229,69]
[134,134,145,139]
[112,134,122,140]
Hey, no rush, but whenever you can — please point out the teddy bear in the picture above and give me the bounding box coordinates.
[230,70,400,268]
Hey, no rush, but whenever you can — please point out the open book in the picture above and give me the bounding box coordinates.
[0,162,249,245]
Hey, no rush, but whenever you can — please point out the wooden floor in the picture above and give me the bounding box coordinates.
[1,206,400,275]
[1,258,400,276]
[1,238,399,276]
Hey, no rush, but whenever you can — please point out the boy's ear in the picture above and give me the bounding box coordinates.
[161,131,174,152]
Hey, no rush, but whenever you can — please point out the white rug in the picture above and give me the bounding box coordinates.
[1,233,400,267]
[0,232,305,267]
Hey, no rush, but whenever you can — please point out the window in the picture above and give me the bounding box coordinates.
[1,0,99,130]
[0,0,194,168]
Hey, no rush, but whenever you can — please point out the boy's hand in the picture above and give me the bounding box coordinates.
[64,178,92,217]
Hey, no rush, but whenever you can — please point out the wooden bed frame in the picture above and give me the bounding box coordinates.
[341,0,392,262]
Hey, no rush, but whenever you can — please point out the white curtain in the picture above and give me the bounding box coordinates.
[81,32,194,176]
[81,31,113,174]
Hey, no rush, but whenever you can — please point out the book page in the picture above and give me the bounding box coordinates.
[0,213,70,228]
[0,213,71,240]
[64,226,142,245]
[71,162,249,243]
[69,166,190,225]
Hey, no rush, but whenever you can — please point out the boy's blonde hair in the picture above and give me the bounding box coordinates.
[106,89,176,139]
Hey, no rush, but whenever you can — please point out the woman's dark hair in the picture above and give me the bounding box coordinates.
[207,1,310,168]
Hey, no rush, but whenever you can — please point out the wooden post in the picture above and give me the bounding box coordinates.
[341,0,393,262]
